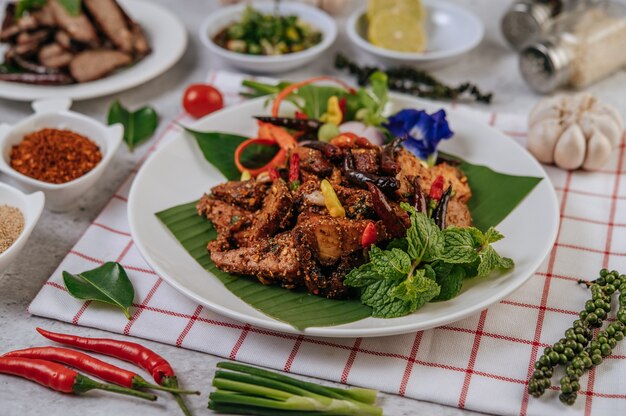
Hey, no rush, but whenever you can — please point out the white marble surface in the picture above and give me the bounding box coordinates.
[2,0,626,415]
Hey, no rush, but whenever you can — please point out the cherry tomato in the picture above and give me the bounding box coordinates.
[182,84,224,118]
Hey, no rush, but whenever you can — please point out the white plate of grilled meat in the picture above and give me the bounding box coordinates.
[128,94,559,338]
[0,0,186,101]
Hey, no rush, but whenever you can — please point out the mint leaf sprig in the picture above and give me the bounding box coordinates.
[345,203,514,318]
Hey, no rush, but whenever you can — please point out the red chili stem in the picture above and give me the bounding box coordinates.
[3,347,198,395]
[0,357,156,401]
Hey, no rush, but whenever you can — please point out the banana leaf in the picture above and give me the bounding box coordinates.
[156,133,541,329]
[156,202,372,330]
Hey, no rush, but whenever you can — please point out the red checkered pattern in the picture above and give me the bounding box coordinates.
[28,71,626,415]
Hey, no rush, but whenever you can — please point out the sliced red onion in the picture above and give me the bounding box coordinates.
[339,122,386,146]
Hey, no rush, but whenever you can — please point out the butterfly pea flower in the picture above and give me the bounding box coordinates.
[383,109,453,165]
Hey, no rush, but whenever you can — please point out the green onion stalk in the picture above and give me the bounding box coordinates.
[208,362,382,415]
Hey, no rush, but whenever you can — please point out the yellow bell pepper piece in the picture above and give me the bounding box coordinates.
[320,179,345,218]
[240,170,252,181]
[320,96,343,126]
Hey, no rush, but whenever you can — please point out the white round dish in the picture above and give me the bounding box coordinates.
[347,0,485,67]
[128,95,559,338]
[0,0,187,102]
[199,1,337,74]
[0,182,44,279]
[0,98,123,212]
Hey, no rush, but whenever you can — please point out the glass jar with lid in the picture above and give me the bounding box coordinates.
[502,0,605,50]
[520,1,626,93]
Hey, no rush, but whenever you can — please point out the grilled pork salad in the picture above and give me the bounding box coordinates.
[196,74,513,318]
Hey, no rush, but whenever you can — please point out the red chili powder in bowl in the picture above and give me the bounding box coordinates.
[10,128,102,184]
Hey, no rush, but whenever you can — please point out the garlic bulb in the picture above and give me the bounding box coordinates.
[527,93,624,171]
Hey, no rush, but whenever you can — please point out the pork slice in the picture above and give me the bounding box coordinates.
[130,21,150,57]
[17,29,50,45]
[210,180,270,210]
[38,43,73,69]
[55,31,72,50]
[293,146,334,177]
[197,194,252,251]
[351,148,380,174]
[294,213,385,266]
[0,4,19,41]
[446,199,472,228]
[83,0,133,53]
[49,0,98,44]
[210,233,302,288]
[243,179,293,242]
[69,49,131,82]
[32,3,56,27]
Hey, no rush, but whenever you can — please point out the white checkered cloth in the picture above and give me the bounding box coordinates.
[29,70,626,416]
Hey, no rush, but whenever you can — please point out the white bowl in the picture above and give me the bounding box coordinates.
[347,0,484,67]
[0,98,123,212]
[0,182,44,279]
[199,1,337,74]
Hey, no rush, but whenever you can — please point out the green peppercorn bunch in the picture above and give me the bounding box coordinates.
[528,269,626,406]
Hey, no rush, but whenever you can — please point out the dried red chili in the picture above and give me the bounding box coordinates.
[10,128,102,184]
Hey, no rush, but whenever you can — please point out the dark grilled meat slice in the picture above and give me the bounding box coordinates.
[49,0,99,45]
[294,213,386,266]
[210,180,270,210]
[0,4,18,41]
[243,179,293,242]
[210,232,301,289]
[84,0,133,53]
[38,43,73,69]
[55,31,72,50]
[197,194,252,252]
[334,184,373,220]
[32,3,56,27]
[351,148,380,174]
[69,49,131,82]
[293,146,334,177]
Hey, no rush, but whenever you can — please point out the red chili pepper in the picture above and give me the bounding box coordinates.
[268,167,280,181]
[3,347,198,395]
[0,357,157,401]
[37,328,191,415]
[361,222,378,248]
[288,153,300,185]
[295,111,308,119]
[330,133,374,149]
[338,97,347,123]
[429,175,445,201]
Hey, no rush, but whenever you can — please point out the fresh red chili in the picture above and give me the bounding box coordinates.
[3,347,198,395]
[0,357,156,401]
[37,328,191,415]
[295,111,308,119]
[288,153,300,186]
[338,97,347,123]
[268,167,280,181]
[361,222,378,248]
[429,175,445,200]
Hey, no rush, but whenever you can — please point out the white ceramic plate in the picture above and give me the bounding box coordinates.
[0,0,187,101]
[347,0,484,67]
[128,95,559,338]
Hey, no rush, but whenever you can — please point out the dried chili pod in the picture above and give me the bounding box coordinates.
[413,177,428,214]
[366,182,406,237]
[381,137,405,176]
[300,140,343,161]
[345,170,399,194]
[432,186,452,229]
[254,116,322,133]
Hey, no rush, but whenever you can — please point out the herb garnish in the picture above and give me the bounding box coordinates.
[344,203,513,318]
[62,262,135,319]
[16,0,82,18]
[335,54,493,104]
[107,101,159,152]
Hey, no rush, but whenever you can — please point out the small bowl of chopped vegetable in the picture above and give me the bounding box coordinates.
[0,98,123,212]
[199,1,337,74]
[0,182,44,279]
